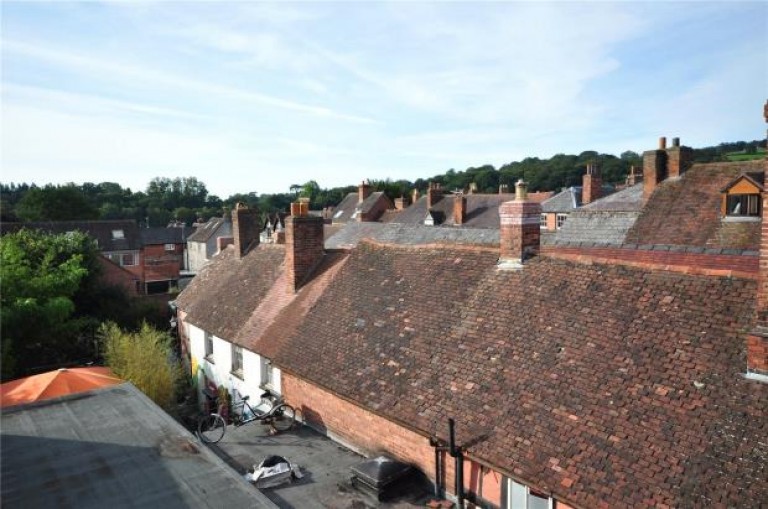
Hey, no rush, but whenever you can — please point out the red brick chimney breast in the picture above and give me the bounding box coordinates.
[643,138,668,202]
[232,203,260,259]
[582,162,602,205]
[359,180,372,204]
[285,208,324,293]
[498,180,541,269]
[454,194,467,225]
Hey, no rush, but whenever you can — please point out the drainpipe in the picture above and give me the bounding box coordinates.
[448,418,464,509]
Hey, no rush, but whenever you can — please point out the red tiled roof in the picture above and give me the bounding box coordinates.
[176,244,287,341]
[255,241,766,508]
[625,160,764,249]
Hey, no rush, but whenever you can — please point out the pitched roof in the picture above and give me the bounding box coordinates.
[331,191,391,223]
[186,217,229,243]
[625,160,764,249]
[254,242,766,508]
[0,383,273,508]
[324,222,500,250]
[541,187,581,213]
[1,220,141,251]
[384,192,552,229]
[175,244,287,341]
[140,226,188,245]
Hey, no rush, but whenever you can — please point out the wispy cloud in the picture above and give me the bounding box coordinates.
[3,39,377,125]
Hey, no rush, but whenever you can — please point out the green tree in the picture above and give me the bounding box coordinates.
[15,184,99,221]
[100,322,182,410]
[0,229,96,379]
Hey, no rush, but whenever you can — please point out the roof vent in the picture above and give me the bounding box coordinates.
[350,456,420,502]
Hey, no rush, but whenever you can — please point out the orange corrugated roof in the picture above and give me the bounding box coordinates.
[0,367,123,408]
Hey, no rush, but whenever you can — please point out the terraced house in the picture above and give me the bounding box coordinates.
[175,112,768,508]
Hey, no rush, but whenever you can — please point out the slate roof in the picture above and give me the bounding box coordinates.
[625,160,764,249]
[140,226,189,245]
[384,192,552,229]
[541,187,581,213]
[331,192,390,223]
[325,222,499,250]
[1,220,141,251]
[549,210,642,245]
[187,217,228,242]
[0,383,274,508]
[254,242,766,508]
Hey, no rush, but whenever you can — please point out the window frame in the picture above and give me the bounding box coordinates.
[231,344,243,378]
[725,193,761,217]
[260,357,274,389]
[556,213,568,230]
[164,243,176,252]
[204,331,214,361]
[540,213,548,230]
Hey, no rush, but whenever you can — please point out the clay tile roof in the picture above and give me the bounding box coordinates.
[625,160,764,249]
[255,242,766,507]
[175,244,286,341]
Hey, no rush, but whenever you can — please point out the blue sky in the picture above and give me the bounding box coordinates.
[2,1,766,198]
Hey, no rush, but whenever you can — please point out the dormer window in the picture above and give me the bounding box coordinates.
[112,229,125,239]
[720,173,763,222]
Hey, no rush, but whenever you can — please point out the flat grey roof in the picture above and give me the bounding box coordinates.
[1,383,276,509]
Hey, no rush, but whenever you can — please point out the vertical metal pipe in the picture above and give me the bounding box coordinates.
[448,418,456,456]
[456,451,464,509]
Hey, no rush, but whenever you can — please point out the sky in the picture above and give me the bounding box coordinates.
[2,2,766,199]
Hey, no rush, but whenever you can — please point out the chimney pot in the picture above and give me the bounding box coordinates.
[659,137,667,150]
[672,137,680,148]
[515,180,528,201]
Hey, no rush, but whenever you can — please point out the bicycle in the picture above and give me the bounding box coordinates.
[198,391,296,443]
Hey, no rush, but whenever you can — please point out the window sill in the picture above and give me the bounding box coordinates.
[231,369,244,380]
[204,355,215,364]
[722,216,760,223]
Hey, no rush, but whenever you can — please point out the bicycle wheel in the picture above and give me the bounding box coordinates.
[198,413,226,443]
[271,404,296,432]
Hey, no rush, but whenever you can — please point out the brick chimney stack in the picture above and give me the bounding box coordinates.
[286,200,324,293]
[666,137,694,179]
[626,165,643,186]
[643,137,669,202]
[453,193,467,225]
[232,203,260,259]
[747,100,768,379]
[359,180,372,204]
[582,162,602,205]
[498,180,542,270]
[394,197,409,211]
[427,182,443,209]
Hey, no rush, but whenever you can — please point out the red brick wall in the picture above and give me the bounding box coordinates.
[97,256,139,295]
[542,245,758,279]
[643,149,666,201]
[233,206,260,258]
[284,373,541,508]
[142,244,182,281]
[747,333,768,374]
